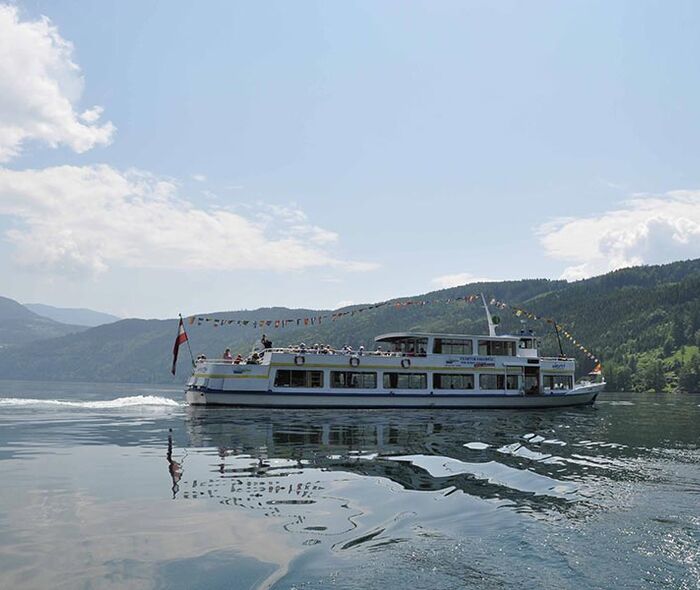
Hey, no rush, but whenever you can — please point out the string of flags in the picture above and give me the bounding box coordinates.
[186,293,600,365]
[488,298,601,365]
[187,294,484,329]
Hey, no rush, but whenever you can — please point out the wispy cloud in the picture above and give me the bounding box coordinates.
[191,174,207,182]
[431,272,495,289]
[537,192,700,280]
[0,164,379,276]
[0,5,114,162]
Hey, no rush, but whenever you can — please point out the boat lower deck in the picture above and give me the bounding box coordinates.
[185,383,603,409]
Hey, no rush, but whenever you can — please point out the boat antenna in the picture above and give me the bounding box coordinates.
[553,321,565,357]
[480,293,497,337]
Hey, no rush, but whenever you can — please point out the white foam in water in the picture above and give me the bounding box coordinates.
[542,439,567,447]
[597,400,635,406]
[0,395,181,409]
[464,442,491,450]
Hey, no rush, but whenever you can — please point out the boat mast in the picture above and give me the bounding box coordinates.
[480,293,497,337]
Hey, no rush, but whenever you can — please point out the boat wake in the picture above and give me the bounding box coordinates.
[0,395,182,409]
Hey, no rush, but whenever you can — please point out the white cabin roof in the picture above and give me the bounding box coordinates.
[374,332,522,342]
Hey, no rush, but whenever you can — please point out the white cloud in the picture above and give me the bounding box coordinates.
[538,192,700,280]
[0,5,114,162]
[191,174,206,182]
[0,164,378,276]
[431,272,496,289]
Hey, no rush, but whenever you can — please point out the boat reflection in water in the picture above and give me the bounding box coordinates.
[171,404,649,554]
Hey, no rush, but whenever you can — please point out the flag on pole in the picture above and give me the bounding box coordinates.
[171,317,189,375]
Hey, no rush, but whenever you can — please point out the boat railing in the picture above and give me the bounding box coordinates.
[266,347,408,357]
[541,356,575,361]
[196,348,426,364]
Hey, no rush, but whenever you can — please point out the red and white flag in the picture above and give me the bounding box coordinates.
[171,317,189,375]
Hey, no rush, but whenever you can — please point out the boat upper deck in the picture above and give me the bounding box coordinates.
[197,329,574,369]
[375,331,521,342]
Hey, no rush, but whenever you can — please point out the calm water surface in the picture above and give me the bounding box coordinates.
[0,381,698,589]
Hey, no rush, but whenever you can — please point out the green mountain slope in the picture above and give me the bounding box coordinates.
[0,259,698,391]
[0,296,88,347]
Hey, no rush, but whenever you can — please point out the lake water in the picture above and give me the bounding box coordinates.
[0,381,698,590]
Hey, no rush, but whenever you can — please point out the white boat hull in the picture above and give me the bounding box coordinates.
[185,383,604,409]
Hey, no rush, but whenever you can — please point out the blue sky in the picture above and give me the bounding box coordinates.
[1,1,699,317]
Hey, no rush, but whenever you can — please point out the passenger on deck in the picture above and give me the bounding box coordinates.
[233,354,243,364]
[358,345,365,356]
[223,348,233,363]
[261,334,272,349]
[247,352,260,365]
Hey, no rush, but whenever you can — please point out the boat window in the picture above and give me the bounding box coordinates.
[433,373,475,389]
[383,372,427,389]
[519,338,535,349]
[543,375,573,390]
[274,370,324,388]
[433,338,473,355]
[388,338,428,356]
[330,371,377,389]
[479,374,505,390]
[478,340,516,356]
[506,375,520,390]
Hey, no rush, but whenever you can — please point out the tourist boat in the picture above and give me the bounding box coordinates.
[185,299,605,408]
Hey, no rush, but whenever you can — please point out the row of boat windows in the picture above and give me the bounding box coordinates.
[390,338,519,356]
[272,370,571,390]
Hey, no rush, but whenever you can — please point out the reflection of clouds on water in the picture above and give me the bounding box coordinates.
[0,446,300,590]
[2,388,698,590]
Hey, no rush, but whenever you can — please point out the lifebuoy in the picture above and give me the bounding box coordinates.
[294,355,305,366]
[401,358,411,368]
[349,356,360,367]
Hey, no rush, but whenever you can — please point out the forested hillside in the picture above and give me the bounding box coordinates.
[0,259,698,391]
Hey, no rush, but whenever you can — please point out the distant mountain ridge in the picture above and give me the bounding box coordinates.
[0,296,88,347]
[24,303,121,327]
[0,296,37,321]
[0,259,698,392]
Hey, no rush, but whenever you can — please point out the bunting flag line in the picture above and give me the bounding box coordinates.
[487,298,602,365]
[185,293,601,366]
[186,295,482,330]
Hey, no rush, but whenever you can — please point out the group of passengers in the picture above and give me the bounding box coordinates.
[286,343,363,355]
[220,348,263,365]
[283,343,397,356]
[214,334,273,365]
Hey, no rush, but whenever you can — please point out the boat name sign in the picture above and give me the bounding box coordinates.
[445,356,496,368]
